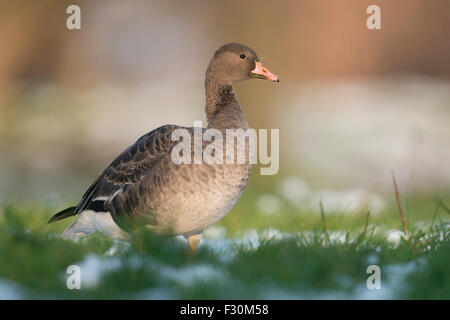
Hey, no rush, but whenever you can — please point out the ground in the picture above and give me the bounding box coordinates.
[0,190,449,299]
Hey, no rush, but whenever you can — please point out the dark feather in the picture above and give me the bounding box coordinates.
[68,125,181,219]
[48,206,76,224]
[86,199,106,212]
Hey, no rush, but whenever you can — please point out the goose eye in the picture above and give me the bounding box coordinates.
[239,54,246,59]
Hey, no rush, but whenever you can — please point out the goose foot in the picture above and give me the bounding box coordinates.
[187,233,202,254]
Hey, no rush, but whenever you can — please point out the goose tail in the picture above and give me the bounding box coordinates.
[48,206,77,224]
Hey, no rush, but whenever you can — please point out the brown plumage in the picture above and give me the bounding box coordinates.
[49,43,279,252]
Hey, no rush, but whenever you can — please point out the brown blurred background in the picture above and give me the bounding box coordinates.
[0,0,449,208]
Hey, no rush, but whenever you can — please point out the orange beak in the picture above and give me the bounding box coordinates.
[251,61,279,82]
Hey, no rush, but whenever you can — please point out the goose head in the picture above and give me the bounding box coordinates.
[207,43,279,85]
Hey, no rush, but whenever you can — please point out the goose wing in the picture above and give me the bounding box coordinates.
[74,124,180,215]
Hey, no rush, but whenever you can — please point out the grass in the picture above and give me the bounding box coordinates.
[0,193,449,299]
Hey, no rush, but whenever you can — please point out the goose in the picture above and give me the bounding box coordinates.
[48,43,279,253]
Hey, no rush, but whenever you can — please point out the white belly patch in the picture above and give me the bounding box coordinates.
[62,210,130,241]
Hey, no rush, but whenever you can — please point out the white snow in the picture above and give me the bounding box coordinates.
[0,279,23,300]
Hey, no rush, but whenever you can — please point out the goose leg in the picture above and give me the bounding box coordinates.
[187,233,202,254]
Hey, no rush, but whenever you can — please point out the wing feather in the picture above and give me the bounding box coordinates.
[74,124,179,215]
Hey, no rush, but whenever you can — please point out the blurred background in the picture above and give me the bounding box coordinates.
[0,0,449,221]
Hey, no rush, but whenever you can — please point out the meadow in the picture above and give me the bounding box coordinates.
[0,183,449,300]
[1,0,450,302]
